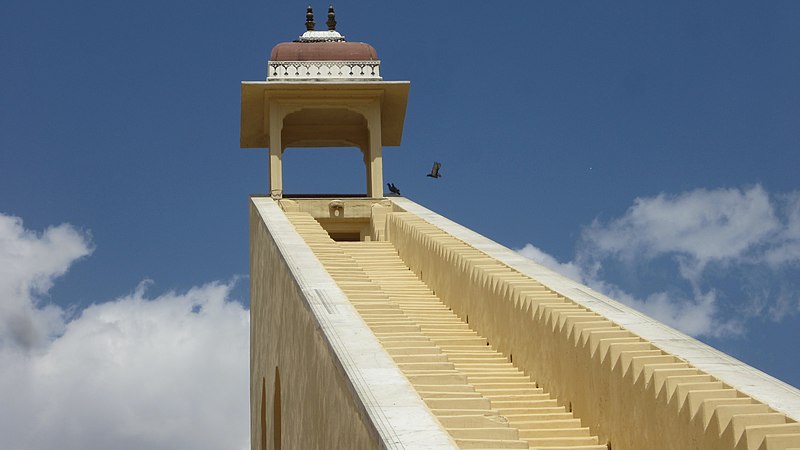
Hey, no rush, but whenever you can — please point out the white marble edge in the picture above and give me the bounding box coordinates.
[391,197,800,421]
[251,197,457,449]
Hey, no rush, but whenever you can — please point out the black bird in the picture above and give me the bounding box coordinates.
[427,161,442,178]
[387,182,401,196]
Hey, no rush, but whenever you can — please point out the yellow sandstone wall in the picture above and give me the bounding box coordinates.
[250,201,378,450]
[385,207,800,450]
[250,192,800,450]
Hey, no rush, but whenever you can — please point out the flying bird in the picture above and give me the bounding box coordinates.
[387,182,401,196]
[427,161,442,178]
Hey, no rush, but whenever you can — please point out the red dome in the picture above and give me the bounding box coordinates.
[270,42,378,62]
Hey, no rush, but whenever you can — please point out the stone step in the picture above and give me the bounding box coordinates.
[454,438,530,449]
[397,362,456,371]
[498,409,568,419]
[453,360,518,368]
[430,337,489,346]
[420,324,474,331]
[420,391,484,399]
[438,414,511,429]
[392,354,449,364]
[406,373,468,385]
[370,324,421,333]
[424,397,492,411]
[449,357,510,364]
[469,382,539,390]
[492,400,561,410]
[415,384,477,393]
[467,376,532,384]
[481,388,545,396]
[447,427,520,440]
[385,346,442,356]
[457,368,526,375]
[374,334,431,342]
[532,446,607,450]
[431,409,502,418]
[298,233,607,450]
[518,428,591,438]
[363,319,417,326]
[423,330,482,337]
[507,417,581,428]
[523,436,599,447]
[483,394,553,402]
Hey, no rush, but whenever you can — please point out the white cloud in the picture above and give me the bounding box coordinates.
[0,213,250,450]
[517,243,585,282]
[764,191,800,266]
[0,214,93,350]
[517,185,800,338]
[581,185,781,281]
[589,278,741,337]
[516,242,734,337]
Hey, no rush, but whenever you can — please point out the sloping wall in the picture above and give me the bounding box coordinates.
[250,200,378,450]
[250,197,456,450]
[387,198,800,450]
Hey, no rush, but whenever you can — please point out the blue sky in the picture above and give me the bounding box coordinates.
[2,1,800,448]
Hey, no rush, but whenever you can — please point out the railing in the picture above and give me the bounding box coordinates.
[267,60,382,81]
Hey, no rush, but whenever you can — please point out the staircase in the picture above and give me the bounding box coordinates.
[285,212,607,450]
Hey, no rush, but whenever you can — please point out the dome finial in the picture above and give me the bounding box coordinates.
[326,5,337,31]
[305,5,315,31]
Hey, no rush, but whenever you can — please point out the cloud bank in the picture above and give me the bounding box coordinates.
[0,213,249,450]
[519,185,800,337]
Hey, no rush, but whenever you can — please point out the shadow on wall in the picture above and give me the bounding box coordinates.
[261,378,267,450]
[273,367,281,450]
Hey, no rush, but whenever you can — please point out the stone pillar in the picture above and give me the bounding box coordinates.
[268,105,283,198]
[361,146,371,195]
[365,104,383,198]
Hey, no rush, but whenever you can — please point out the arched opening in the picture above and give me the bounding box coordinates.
[282,147,367,195]
[261,378,267,450]
[273,367,282,450]
[280,108,373,196]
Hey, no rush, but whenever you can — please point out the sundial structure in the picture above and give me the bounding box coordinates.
[243,8,800,450]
